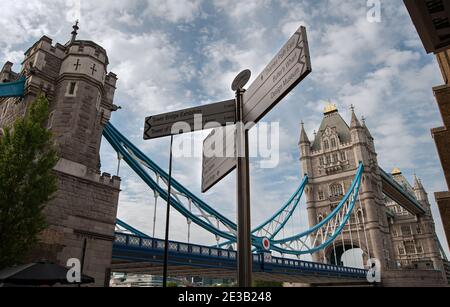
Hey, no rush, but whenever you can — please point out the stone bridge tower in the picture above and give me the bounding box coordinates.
[0,24,121,286]
[299,103,393,270]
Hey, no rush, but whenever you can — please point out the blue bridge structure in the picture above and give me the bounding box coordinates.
[1,72,437,285]
[101,122,430,284]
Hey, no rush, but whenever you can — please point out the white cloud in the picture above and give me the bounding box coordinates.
[144,0,203,23]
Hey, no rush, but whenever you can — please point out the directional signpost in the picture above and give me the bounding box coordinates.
[144,99,236,140]
[243,26,311,125]
[143,25,311,288]
[202,126,237,193]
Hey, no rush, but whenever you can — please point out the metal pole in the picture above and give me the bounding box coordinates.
[78,238,87,288]
[163,135,174,288]
[235,89,252,287]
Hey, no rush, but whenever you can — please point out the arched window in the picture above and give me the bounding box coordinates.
[333,153,339,163]
[324,140,329,150]
[331,138,337,148]
[330,183,344,197]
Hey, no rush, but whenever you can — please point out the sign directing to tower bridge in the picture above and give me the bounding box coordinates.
[143,25,311,287]
[144,99,236,140]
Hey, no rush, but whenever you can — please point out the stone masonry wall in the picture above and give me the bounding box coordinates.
[31,170,121,286]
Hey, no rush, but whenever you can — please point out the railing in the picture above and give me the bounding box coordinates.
[113,233,368,279]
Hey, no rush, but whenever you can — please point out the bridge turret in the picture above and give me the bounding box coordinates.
[0,24,121,286]
[299,121,312,176]
[413,174,428,203]
[350,106,371,167]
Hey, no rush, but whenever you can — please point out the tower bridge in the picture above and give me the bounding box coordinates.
[0,27,448,287]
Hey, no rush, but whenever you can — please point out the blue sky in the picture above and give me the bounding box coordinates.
[1,0,449,257]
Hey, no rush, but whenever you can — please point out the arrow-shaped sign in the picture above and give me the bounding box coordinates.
[243,26,311,125]
[144,99,236,140]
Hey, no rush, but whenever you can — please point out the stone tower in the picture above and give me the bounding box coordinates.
[299,103,394,270]
[300,103,447,286]
[386,170,444,271]
[0,24,121,286]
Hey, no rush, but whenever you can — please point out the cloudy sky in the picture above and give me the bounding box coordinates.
[1,0,449,257]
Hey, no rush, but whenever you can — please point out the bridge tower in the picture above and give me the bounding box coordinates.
[0,24,121,286]
[386,170,444,271]
[300,103,393,270]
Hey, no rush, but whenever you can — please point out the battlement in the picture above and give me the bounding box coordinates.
[24,36,66,60]
[65,41,109,65]
[100,172,121,189]
[105,72,118,88]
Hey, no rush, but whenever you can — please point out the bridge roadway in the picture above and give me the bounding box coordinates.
[379,168,426,215]
[112,233,369,284]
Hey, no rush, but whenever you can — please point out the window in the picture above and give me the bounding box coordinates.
[330,183,344,197]
[416,243,423,254]
[398,245,406,255]
[326,155,331,164]
[392,228,398,237]
[318,191,324,201]
[404,240,416,254]
[401,225,412,236]
[66,81,77,97]
[324,140,329,150]
[340,151,346,161]
[333,153,338,163]
[416,225,422,235]
[331,138,337,148]
[426,0,444,14]
[319,157,324,166]
[69,82,76,95]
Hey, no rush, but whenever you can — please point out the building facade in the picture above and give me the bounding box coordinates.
[299,104,447,286]
[386,170,442,270]
[433,50,450,251]
[0,25,121,286]
[404,0,450,252]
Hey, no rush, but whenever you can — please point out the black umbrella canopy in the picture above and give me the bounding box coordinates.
[0,261,95,286]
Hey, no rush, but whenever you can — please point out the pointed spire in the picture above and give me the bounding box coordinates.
[71,20,79,43]
[299,121,310,144]
[350,104,362,128]
[361,116,373,138]
[413,173,425,190]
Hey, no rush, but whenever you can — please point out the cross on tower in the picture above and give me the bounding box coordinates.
[90,63,97,75]
[74,59,81,71]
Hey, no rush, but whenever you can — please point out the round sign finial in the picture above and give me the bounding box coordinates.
[262,237,271,251]
[232,69,251,91]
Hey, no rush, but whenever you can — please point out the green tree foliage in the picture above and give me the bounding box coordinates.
[0,94,58,269]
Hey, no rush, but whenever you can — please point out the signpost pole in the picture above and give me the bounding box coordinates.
[235,89,252,287]
[163,135,174,288]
